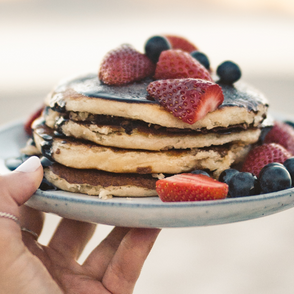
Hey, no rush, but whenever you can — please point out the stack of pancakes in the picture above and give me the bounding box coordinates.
[24,73,269,198]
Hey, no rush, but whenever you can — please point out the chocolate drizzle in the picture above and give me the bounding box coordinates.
[73,76,155,104]
[68,112,256,135]
[49,74,268,113]
[217,82,269,111]
[49,93,66,113]
[34,122,63,160]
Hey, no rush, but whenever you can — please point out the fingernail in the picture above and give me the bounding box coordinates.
[15,156,41,173]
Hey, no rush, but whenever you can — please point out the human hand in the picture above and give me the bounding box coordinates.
[0,156,160,294]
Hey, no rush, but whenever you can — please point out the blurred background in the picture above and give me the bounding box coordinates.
[1,0,294,293]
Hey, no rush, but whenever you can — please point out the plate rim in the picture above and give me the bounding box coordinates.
[33,186,294,209]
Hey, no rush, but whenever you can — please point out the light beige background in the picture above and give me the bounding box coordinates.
[1,0,294,293]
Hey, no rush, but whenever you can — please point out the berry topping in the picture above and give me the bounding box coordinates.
[156,173,228,202]
[219,168,239,185]
[154,49,212,81]
[147,78,224,124]
[164,35,198,53]
[283,157,294,183]
[258,163,291,194]
[241,143,291,177]
[228,172,259,197]
[216,61,241,84]
[24,105,44,135]
[285,120,294,129]
[144,36,171,64]
[259,162,283,178]
[190,51,210,70]
[99,44,155,86]
[190,169,210,177]
[263,121,294,155]
[5,157,23,171]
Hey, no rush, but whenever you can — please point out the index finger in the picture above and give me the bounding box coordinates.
[102,228,160,294]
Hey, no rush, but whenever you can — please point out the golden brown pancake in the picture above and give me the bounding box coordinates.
[21,73,270,197]
[32,120,251,178]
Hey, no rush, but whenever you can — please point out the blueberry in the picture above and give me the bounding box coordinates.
[144,36,171,63]
[190,169,210,177]
[216,61,241,84]
[5,157,23,171]
[228,172,259,197]
[190,51,210,70]
[283,157,294,184]
[259,164,291,193]
[285,120,294,129]
[219,168,239,185]
[259,162,284,179]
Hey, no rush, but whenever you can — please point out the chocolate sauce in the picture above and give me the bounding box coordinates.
[40,141,53,159]
[68,112,257,135]
[34,124,55,159]
[217,82,269,111]
[39,178,58,191]
[50,74,268,113]
[73,75,155,104]
[55,116,67,134]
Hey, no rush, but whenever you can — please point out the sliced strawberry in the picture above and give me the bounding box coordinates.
[24,105,44,135]
[156,173,228,202]
[99,44,155,86]
[154,49,212,81]
[263,121,294,155]
[241,143,291,177]
[147,78,224,124]
[164,35,198,53]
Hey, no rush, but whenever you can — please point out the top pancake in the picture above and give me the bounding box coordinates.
[45,73,269,131]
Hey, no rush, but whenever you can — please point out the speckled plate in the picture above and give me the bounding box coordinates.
[1,119,294,228]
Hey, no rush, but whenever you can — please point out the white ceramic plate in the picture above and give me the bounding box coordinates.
[1,119,294,228]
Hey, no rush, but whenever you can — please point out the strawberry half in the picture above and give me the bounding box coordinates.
[99,44,155,86]
[154,49,212,81]
[242,143,291,177]
[263,121,294,155]
[164,35,198,53]
[156,173,228,202]
[147,78,224,124]
[24,105,44,135]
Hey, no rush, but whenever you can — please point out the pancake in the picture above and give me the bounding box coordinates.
[23,68,270,197]
[44,163,158,199]
[32,120,251,178]
[45,74,268,131]
[44,107,262,151]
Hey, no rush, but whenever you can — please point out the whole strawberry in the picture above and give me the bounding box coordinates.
[164,35,198,53]
[263,121,294,155]
[154,49,212,81]
[99,44,155,86]
[242,143,291,177]
[156,173,228,202]
[147,78,224,124]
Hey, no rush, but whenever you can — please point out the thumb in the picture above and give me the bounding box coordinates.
[0,156,43,213]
